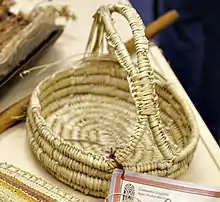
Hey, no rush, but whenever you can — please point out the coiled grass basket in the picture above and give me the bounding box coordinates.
[26,4,200,198]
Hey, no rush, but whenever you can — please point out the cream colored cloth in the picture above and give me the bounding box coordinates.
[0,0,219,202]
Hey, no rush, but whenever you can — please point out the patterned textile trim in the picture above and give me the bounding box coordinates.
[0,179,37,202]
[0,163,86,202]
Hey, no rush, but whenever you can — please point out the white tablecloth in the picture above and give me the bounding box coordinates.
[0,0,220,201]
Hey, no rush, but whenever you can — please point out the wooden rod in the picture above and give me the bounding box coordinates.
[0,95,30,133]
[125,10,179,54]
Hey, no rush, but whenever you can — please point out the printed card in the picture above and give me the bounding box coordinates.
[108,169,220,202]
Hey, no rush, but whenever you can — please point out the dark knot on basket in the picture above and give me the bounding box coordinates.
[109,148,125,178]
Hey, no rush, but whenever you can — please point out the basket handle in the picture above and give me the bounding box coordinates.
[86,4,174,164]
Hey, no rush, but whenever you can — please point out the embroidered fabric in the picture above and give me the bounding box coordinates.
[0,163,86,202]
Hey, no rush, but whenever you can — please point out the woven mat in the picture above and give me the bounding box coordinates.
[0,163,86,202]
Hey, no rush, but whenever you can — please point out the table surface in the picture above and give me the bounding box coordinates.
[0,0,220,201]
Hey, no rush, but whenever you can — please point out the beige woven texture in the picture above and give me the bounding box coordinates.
[0,163,86,202]
[26,4,200,198]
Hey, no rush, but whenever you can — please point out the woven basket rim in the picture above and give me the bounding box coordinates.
[29,56,200,169]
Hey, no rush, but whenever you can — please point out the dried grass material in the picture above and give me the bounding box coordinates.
[0,4,58,81]
[26,4,200,198]
[0,14,30,52]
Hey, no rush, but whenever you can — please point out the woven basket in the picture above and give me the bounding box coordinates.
[26,4,200,198]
